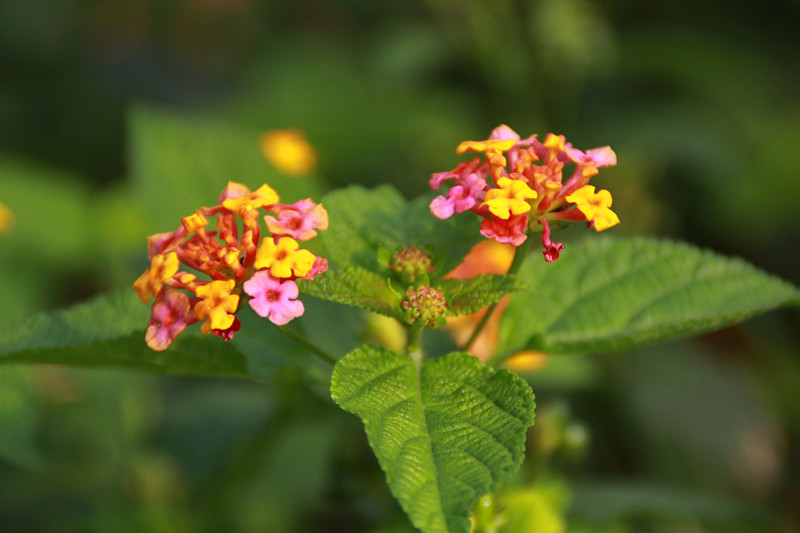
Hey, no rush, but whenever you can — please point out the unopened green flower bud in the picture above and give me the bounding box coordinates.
[389,246,433,284]
[401,285,448,328]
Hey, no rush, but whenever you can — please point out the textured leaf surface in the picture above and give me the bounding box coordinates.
[321,186,481,278]
[297,266,401,317]
[331,346,535,533]
[436,275,528,316]
[497,236,800,357]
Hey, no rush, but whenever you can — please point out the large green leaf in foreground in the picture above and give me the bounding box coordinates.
[331,346,535,533]
[496,236,800,357]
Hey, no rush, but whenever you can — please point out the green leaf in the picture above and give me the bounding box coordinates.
[0,291,249,377]
[297,266,402,317]
[321,186,481,278]
[436,275,527,316]
[331,346,535,533]
[0,290,323,381]
[0,290,149,355]
[128,104,324,232]
[497,236,800,357]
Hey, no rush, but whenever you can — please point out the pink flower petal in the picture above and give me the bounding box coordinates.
[243,271,305,325]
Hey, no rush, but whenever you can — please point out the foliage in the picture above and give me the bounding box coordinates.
[1,2,800,531]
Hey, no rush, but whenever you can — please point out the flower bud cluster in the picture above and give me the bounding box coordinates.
[429,125,619,262]
[401,286,448,329]
[133,181,328,351]
[389,246,434,284]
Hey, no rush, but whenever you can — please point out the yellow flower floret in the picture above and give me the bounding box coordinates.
[565,185,620,231]
[133,252,180,303]
[481,177,538,220]
[456,139,515,155]
[222,184,280,216]
[194,279,239,334]
[182,212,209,233]
[254,236,316,278]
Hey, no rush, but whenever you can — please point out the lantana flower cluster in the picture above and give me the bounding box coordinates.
[430,125,618,261]
[133,181,328,351]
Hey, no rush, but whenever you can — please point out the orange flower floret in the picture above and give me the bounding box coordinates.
[565,185,620,231]
[254,236,316,278]
[133,252,180,303]
[182,212,209,233]
[194,279,239,334]
[482,177,538,219]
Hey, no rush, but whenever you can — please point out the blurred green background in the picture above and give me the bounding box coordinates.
[1,0,799,531]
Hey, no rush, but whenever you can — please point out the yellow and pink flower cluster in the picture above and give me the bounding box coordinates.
[430,125,619,261]
[133,181,328,351]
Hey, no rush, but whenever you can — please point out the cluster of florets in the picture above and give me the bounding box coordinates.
[430,125,619,262]
[389,245,434,284]
[133,181,328,351]
[401,286,448,328]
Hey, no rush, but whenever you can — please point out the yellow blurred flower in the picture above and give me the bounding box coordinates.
[503,350,549,373]
[0,201,14,234]
[259,129,317,176]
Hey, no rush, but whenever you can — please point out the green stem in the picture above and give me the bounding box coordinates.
[461,235,533,353]
[276,325,337,366]
[406,324,424,359]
